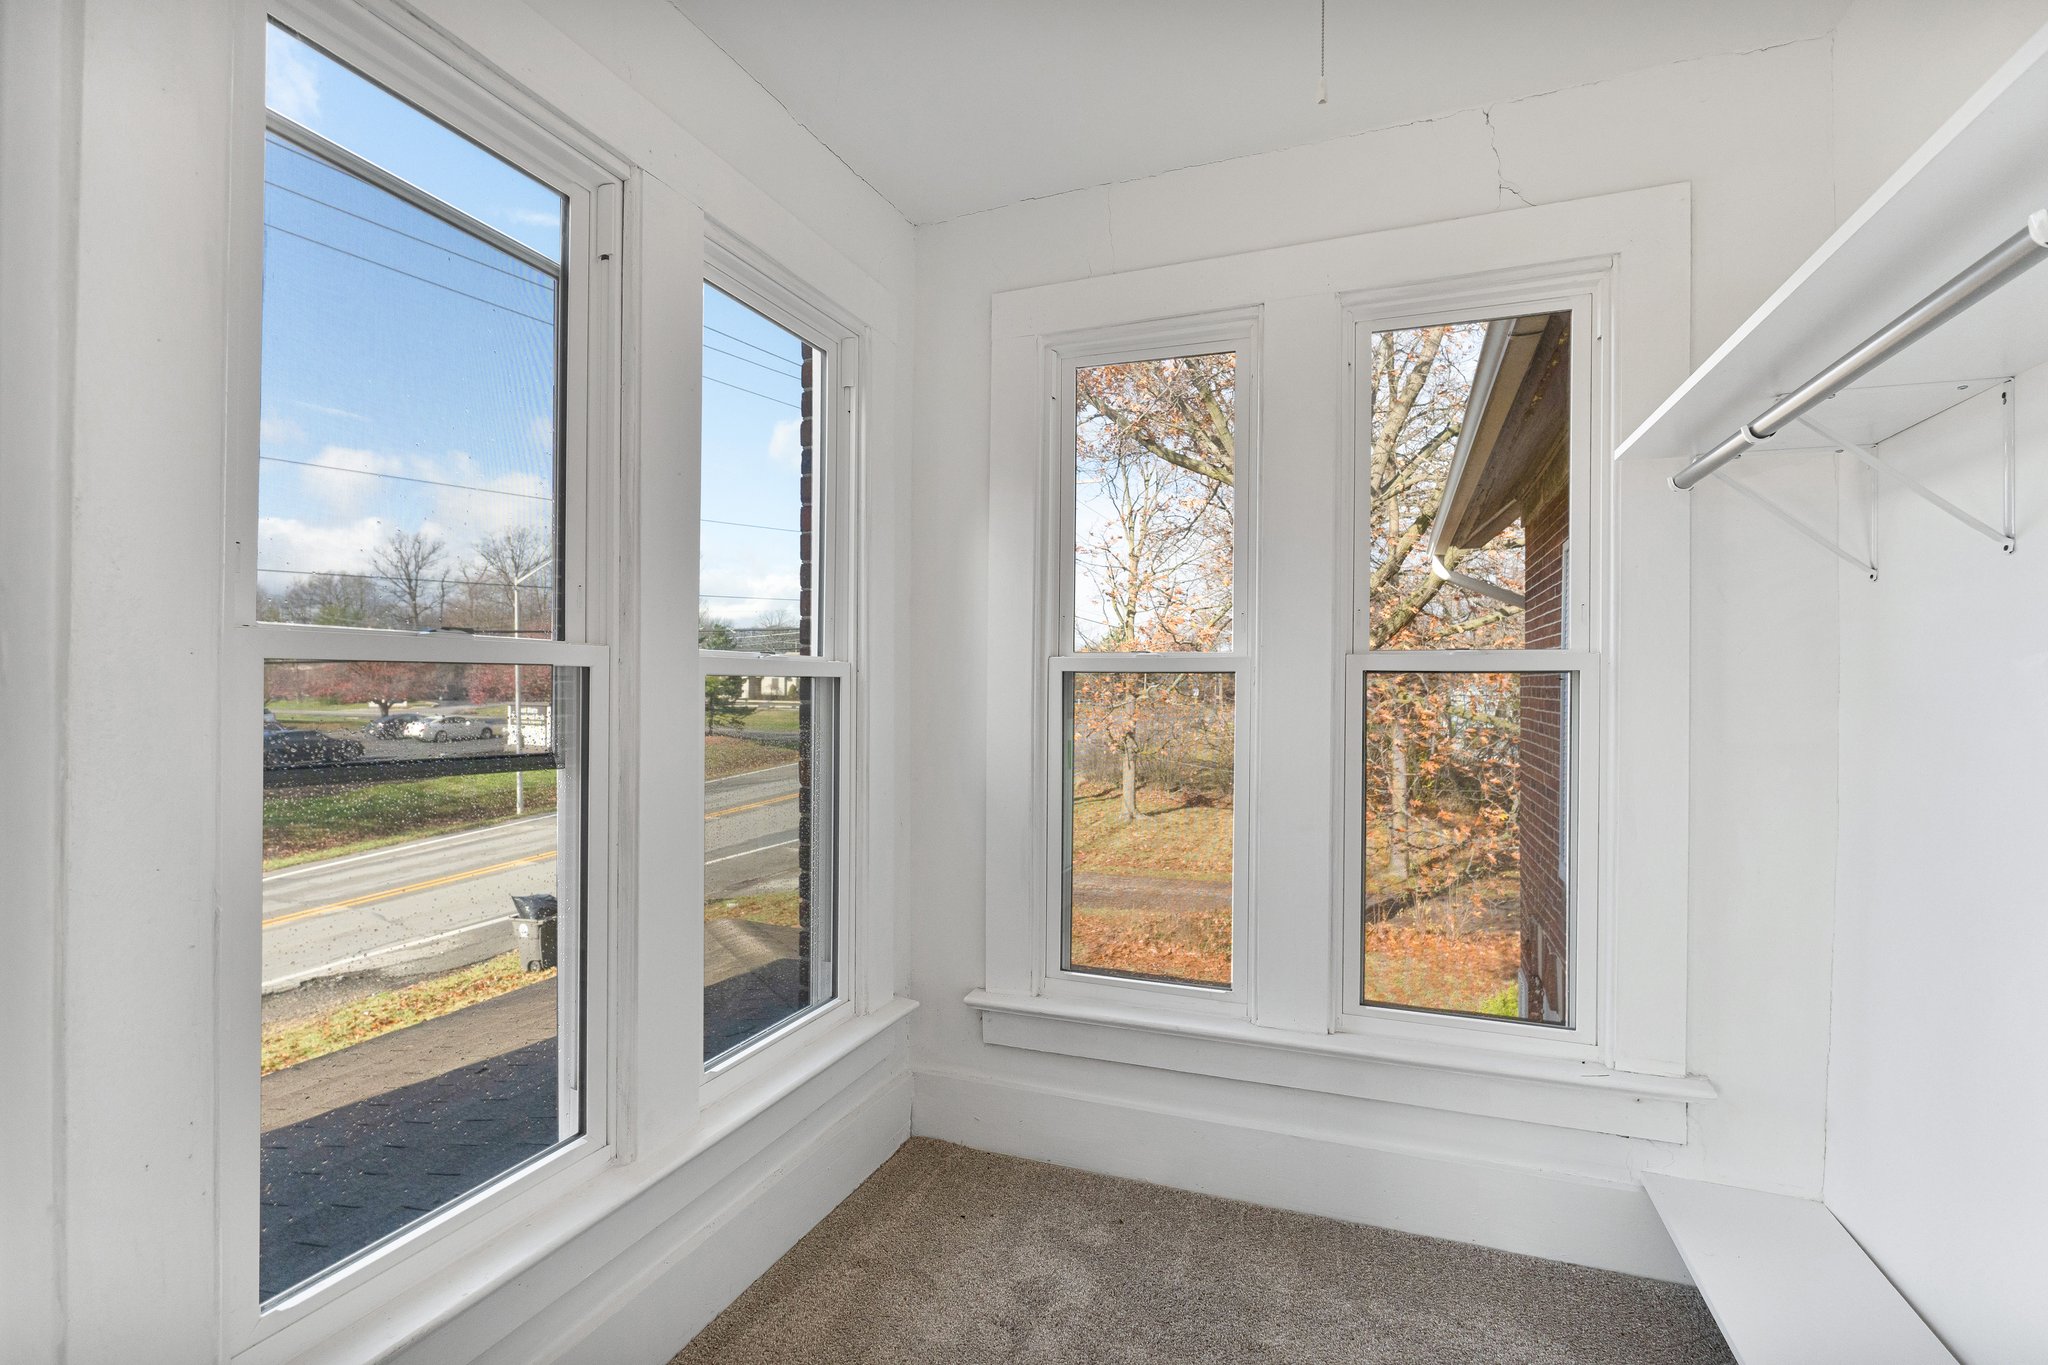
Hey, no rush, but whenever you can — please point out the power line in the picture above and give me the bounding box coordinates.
[704,374,801,411]
[266,178,553,289]
[259,454,550,501]
[263,221,555,327]
[706,324,803,369]
[705,343,803,382]
[699,592,799,602]
[703,517,800,533]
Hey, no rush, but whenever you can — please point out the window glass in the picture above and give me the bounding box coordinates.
[1074,353,1236,653]
[265,23,563,260]
[703,675,836,1059]
[259,660,581,1300]
[1065,671,1234,987]
[260,34,564,639]
[1362,671,1570,1023]
[700,285,817,655]
[1367,313,1569,649]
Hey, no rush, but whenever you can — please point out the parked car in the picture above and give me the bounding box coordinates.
[406,713,499,743]
[263,728,365,767]
[363,710,427,739]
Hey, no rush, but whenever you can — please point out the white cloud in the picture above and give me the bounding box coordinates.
[264,27,321,125]
[767,417,803,468]
[257,515,388,578]
[505,208,562,228]
[292,400,370,422]
[302,445,404,517]
[528,413,554,453]
[259,415,305,445]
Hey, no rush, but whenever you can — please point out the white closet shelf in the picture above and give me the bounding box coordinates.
[1617,23,2048,467]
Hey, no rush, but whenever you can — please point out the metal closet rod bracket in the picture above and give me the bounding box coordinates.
[1672,208,2048,492]
[1798,403,2016,556]
[1712,466,1879,582]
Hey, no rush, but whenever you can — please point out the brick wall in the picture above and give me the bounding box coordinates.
[1517,483,1570,1022]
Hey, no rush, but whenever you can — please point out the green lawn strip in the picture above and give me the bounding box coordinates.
[261,952,554,1074]
[263,770,557,870]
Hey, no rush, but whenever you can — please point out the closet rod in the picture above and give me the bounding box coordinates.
[1672,209,2048,491]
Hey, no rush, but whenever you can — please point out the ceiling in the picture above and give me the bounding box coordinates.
[669,0,1854,224]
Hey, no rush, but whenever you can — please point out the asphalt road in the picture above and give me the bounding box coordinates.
[261,762,801,996]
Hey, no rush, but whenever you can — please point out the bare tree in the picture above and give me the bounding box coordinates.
[370,528,447,630]
[470,526,552,634]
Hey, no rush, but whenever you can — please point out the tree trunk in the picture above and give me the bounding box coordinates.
[1388,719,1411,880]
[1120,742,1139,823]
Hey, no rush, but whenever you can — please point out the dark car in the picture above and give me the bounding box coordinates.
[263,728,366,767]
[363,710,427,739]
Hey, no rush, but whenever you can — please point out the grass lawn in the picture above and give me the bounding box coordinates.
[263,769,557,869]
[1070,904,1230,986]
[1070,783,1232,881]
[726,703,800,732]
[261,952,553,1074]
[705,889,802,928]
[706,733,794,780]
[1362,923,1519,1016]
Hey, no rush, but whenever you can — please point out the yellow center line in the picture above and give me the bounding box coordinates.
[262,851,557,928]
[706,791,797,820]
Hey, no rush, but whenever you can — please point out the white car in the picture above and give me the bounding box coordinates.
[403,713,499,743]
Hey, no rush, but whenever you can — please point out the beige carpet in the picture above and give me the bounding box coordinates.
[673,1138,1732,1364]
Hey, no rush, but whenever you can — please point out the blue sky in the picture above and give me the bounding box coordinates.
[261,24,807,639]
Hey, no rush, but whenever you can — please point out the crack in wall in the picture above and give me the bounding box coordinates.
[1482,108,1530,209]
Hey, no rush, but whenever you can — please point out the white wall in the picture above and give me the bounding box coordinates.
[1822,9,2048,1361]
[905,35,1848,1274]
[1825,376,2048,1361]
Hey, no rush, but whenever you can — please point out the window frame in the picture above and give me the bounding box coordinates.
[978,188,1699,1137]
[696,239,866,1101]
[1337,277,1609,1060]
[1036,312,1259,1015]
[220,3,626,1350]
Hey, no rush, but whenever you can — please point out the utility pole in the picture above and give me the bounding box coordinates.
[508,561,546,814]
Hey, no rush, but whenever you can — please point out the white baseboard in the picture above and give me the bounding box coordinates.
[386,1034,913,1365]
[543,1069,912,1365]
[912,1065,1689,1283]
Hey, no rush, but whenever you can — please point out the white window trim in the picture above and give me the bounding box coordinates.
[1035,311,1259,1016]
[220,3,630,1353]
[1337,271,1608,1062]
[697,232,872,1105]
[979,185,1704,1137]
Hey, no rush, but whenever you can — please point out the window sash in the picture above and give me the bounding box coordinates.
[694,256,862,1088]
[1054,319,1259,663]
[224,5,621,1347]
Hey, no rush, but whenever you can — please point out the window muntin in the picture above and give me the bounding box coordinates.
[1367,314,1570,651]
[260,24,565,639]
[1064,671,1235,987]
[1361,670,1571,1023]
[258,659,584,1300]
[1073,353,1237,653]
[703,675,837,1060]
[700,284,817,656]
[1354,307,1584,1031]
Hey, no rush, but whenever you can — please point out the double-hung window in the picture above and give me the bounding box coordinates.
[233,15,617,1319]
[1342,299,1597,1042]
[981,191,1695,1132]
[1048,317,1256,1005]
[698,260,856,1071]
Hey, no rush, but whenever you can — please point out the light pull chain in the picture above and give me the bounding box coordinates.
[1317,0,1328,104]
